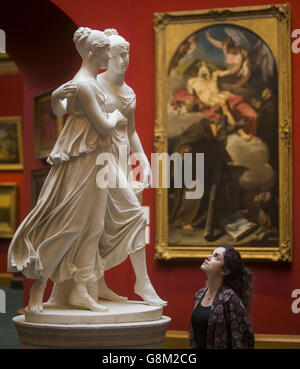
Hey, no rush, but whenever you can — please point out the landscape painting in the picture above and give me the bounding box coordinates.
[0,117,23,170]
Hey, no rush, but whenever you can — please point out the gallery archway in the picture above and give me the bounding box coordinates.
[0,0,78,305]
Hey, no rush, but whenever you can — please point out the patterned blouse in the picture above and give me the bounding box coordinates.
[190,285,255,349]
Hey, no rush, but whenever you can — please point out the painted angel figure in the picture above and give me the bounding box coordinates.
[206,27,275,93]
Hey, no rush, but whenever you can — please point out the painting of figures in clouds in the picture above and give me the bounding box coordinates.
[154,5,292,261]
[167,25,278,248]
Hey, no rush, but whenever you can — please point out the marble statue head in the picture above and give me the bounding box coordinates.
[73,27,110,68]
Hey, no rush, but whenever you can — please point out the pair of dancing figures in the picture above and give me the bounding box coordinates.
[8,27,166,313]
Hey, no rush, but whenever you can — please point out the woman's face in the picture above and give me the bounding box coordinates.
[98,43,111,69]
[201,247,227,276]
[108,45,129,74]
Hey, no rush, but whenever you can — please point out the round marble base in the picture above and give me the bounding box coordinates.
[13,314,171,349]
[25,300,163,324]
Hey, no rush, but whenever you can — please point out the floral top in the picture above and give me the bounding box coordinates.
[190,285,255,349]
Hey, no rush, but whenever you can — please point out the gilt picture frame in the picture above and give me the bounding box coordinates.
[154,4,292,261]
[0,116,23,170]
[34,90,64,159]
[0,183,18,238]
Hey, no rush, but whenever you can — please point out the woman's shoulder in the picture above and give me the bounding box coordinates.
[194,287,207,299]
[68,78,96,97]
[123,83,136,98]
[76,77,107,104]
[120,84,136,112]
[73,77,98,91]
[66,77,106,115]
[218,286,243,305]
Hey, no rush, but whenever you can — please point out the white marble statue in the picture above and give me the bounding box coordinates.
[49,28,166,308]
[8,27,122,313]
[7,27,166,314]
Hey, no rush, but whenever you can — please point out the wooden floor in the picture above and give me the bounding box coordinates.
[164,330,300,349]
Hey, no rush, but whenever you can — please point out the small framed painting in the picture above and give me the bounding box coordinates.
[0,183,18,238]
[0,117,23,170]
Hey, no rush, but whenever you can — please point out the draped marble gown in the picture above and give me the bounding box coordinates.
[7,78,146,299]
[97,76,146,271]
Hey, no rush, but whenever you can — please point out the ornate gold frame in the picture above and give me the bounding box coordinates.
[0,183,18,238]
[154,4,292,261]
[0,116,23,170]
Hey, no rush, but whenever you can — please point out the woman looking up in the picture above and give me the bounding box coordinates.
[190,246,254,349]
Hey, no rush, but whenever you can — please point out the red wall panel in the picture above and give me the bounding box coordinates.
[0,74,23,273]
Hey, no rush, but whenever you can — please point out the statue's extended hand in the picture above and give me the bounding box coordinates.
[52,81,78,100]
[110,109,128,128]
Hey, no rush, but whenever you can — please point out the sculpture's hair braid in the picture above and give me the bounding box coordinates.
[104,28,118,37]
[73,27,92,45]
[104,28,130,50]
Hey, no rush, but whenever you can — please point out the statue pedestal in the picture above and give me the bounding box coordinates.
[13,301,171,349]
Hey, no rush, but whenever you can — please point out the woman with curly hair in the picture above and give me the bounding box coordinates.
[190,246,255,349]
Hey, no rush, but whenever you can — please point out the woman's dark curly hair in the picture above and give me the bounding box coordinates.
[222,246,253,313]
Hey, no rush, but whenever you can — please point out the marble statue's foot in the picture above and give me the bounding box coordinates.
[69,285,108,312]
[44,280,72,306]
[43,296,59,306]
[69,293,108,312]
[99,278,128,302]
[25,304,44,313]
[134,278,167,307]
[27,278,47,313]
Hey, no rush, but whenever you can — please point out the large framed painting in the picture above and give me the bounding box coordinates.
[0,116,23,170]
[34,90,64,159]
[0,183,18,238]
[154,5,292,261]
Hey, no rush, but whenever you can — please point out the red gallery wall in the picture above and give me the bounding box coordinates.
[0,73,23,273]
[0,0,299,335]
